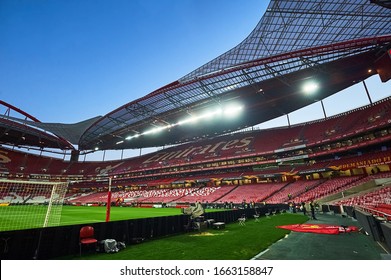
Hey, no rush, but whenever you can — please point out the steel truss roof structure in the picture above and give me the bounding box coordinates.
[0,100,75,150]
[1,0,391,152]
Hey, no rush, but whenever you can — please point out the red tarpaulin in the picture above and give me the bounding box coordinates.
[276,224,359,235]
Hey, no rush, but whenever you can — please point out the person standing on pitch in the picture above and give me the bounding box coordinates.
[301,202,307,216]
[310,201,317,220]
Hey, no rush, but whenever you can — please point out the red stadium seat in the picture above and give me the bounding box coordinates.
[79,226,98,256]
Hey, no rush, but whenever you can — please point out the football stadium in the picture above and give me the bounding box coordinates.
[1,0,391,268]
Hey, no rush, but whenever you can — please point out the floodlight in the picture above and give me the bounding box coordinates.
[126,133,140,140]
[178,115,200,125]
[177,118,190,126]
[215,107,223,115]
[201,110,218,120]
[302,81,319,94]
[223,104,243,118]
[144,126,164,135]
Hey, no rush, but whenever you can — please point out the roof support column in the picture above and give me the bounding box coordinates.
[320,100,327,119]
[362,80,373,105]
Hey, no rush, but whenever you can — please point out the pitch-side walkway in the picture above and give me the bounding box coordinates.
[252,212,389,260]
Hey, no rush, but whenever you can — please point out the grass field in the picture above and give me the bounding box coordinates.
[60,206,186,225]
[0,205,310,260]
[0,205,209,231]
[65,213,309,260]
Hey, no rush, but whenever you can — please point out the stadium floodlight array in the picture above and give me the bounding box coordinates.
[0,179,68,231]
[120,103,244,144]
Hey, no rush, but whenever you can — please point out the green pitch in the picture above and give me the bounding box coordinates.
[60,205,184,225]
[0,205,186,231]
[66,213,309,260]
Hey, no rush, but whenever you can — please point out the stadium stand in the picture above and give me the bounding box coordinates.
[1,0,391,261]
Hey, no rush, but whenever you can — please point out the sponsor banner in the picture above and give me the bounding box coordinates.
[257,173,283,178]
[274,144,307,153]
[298,168,332,175]
[222,177,242,181]
[196,178,210,183]
[275,154,308,163]
[336,155,391,169]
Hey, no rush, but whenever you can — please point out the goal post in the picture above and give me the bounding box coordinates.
[0,179,68,231]
[106,176,112,222]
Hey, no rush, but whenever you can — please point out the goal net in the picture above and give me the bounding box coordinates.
[0,179,68,231]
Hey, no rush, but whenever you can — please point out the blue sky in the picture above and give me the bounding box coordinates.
[1,0,390,161]
[0,0,264,123]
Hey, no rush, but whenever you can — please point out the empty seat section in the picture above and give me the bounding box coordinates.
[216,183,286,204]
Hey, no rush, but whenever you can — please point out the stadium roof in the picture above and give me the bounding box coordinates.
[1,0,391,152]
[0,100,100,150]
